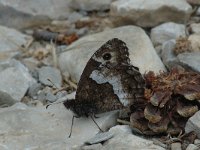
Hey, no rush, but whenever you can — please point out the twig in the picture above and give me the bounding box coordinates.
[117,119,131,125]
[50,42,58,68]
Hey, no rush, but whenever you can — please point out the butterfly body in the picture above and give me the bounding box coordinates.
[64,38,145,117]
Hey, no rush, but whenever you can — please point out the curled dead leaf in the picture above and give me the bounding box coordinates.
[144,104,162,123]
[130,111,149,133]
[148,117,170,133]
[176,100,198,117]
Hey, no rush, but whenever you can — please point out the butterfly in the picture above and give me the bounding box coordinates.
[64,38,145,118]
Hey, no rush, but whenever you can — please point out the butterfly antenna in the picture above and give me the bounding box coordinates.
[47,78,59,89]
[68,115,76,138]
[90,115,103,132]
[46,78,59,110]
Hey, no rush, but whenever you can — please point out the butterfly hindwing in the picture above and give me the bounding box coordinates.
[64,38,145,117]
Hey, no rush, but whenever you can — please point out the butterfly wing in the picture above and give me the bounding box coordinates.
[65,38,145,116]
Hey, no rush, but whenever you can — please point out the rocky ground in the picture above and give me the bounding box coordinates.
[0,0,200,150]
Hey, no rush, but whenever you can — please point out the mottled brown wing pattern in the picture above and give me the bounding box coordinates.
[64,38,145,117]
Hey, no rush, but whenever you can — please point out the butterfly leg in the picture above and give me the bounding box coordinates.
[68,115,80,138]
[90,115,103,132]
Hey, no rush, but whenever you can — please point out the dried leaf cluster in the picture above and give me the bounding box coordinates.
[173,37,192,55]
[129,67,200,136]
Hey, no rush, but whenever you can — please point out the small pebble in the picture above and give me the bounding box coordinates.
[194,139,200,145]
[186,144,199,150]
[38,66,62,88]
[85,132,114,145]
[28,83,43,99]
[171,142,182,150]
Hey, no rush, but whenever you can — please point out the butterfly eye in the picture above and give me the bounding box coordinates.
[102,53,112,60]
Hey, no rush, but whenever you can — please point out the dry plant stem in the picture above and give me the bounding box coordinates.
[161,133,182,144]
[152,139,168,149]
[117,119,131,125]
[163,138,182,144]
[64,77,77,90]
[24,38,34,50]
[47,78,69,95]
[52,87,69,95]
[50,42,58,68]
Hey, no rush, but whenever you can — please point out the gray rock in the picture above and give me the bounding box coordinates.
[46,91,57,102]
[0,60,11,72]
[186,144,199,150]
[85,132,114,145]
[98,110,119,132]
[97,11,109,17]
[0,4,51,29]
[171,142,182,150]
[21,57,41,73]
[154,45,163,55]
[77,27,89,37]
[70,0,113,11]
[27,83,43,99]
[194,139,200,145]
[81,144,103,150]
[190,23,200,34]
[159,37,200,71]
[110,0,192,27]
[187,0,200,5]
[38,66,62,88]
[59,26,166,82]
[188,34,200,52]
[109,125,132,135]
[56,91,76,103]
[37,90,46,102]
[185,111,200,138]
[0,25,32,61]
[0,0,71,29]
[197,7,200,16]
[68,12,83,23]
[56,45,69,54]
[177,52,200,72]
[0,60,36,102]
[161,40,179,69]
[151,22,186,47]
[0,103,120,149]
[54,91,67,100]
[10,59,29,69]
[101,125,165,150]
[36,86,58,102]
[0,91,16,107]
[0,59,27,72]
